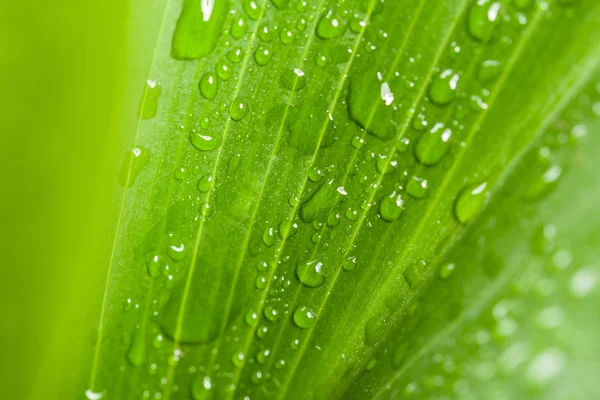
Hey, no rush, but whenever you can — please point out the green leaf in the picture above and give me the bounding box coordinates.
[78,0,600,399]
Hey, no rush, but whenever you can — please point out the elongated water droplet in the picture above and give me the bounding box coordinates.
[379,191,404,222]
[216,61,233,80]
[243,0,263,20]
[414,122,452,165]
[526,165,562,199]
[300,179,337,222]
[230,98,249,121]
[262,226,276,247]
[139,80,162,119]
[454,181,489,223]
[479,60,502,83]
[171,0,228,59]
[439,263,456,279]
[296,260,325,287]
[147,254,163,278]
[127,327,146,367]
[468,0,502,42]
[190,131,221,151]
[119,146,150,188]
[293,306,317,328]
[231,16,248,39]
[317,10,346,39]
[429,69,459,105]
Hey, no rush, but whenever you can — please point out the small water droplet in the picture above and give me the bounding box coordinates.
[230,97,249,121]
[296,260,325,287]
[454,182,489,223]
[139,80,162,119]
[468,0,502,42]
[197,174,214,192]
[263,306,279,322]
[406,176,428,198]
[439,263,456,279]
[342,255,357,271]
[231,16,248,39]
[119,146,150,188]
[316,10,346,39]
[379,191,404,222]
[245,310,258,326]
[256,348,271,364]
[281,68,307,91]
[414,122,452,165]
[243,0,263,20]
[227,47,244,63]
[315,52,328,67]
[280,26,295,44]
[479,60,502,83]
[293,305,317,328]
[190,131,221,151]
[262,226,277,247]
[429,69,459,105]
[254,46,272,66]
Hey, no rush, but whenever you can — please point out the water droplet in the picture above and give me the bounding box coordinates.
[316,10,346,39]
[296,17,307,31]
[281,68,307,91]
[171,0,228,59]
[227,47,244,63]
[256,348,271,364]
[254,46,272,66]
[454,182,489,223]
[231,351,245,367]
[366,358,377,371]
[296,260,325,287]
[127,327,146,367]
[262,226,277,247]
[412,113,428,131]
[167,237,187,260]
[197,174,214,192]
[308,167,324,182]
[291,338,300,349]
[271,0,288,8]
[315,52,328,67]
[406,176,428,198]
[263,306,279,322]
[245,310,259,326]
[174,166,189,180]
[293,305,317,328]
[256,325,268,338]
[231,16,248,39]
[280,27,295,44]
[252,370,264,383]
[525,165,562,199]
[414,122,452,165]
[243,0,263,20]
[379,191,404,222]
[139,80,162,119]
[119,146,150,188]
[403,264,423,289]
[468,0,502,42]
[190,131,221,151]
[342,255,357,271]
[147,254,163,278]
[230,97,249,121]
[429,69,459,105]
[256,275,267,289]
[258,24,273,41]
[192,375,213,399]
[300,179,337,222]
[479,60,502,83]
[216,61,233,80]
[85,389,105,400]
[439,263,456,279]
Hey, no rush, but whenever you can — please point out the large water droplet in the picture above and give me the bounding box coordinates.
[199,73,218,100]
[254,46,272,66]
[406,175,429,198]
[171,0,228,59]
[414,123,452,165]
[231,16,248,39]
[281,68,307,91]
[454,182,489,223]
[296,260,325,287]
[190,131,221,151]
[243,0,263,20]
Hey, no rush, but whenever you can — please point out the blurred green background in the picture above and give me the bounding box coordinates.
[0,0,133,398]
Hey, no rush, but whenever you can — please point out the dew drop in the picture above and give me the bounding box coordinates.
[216,61,233,80]
[230,97,249,121]
[262,226,277,247]
[342,255,357,271]
[254,46,272,66]
[315,52,328,67]
[429,69,459,106]
[263,306,279,322]
[316,10,346,39]
[119,146,150,188]
[379,191,404,222]
[296,260,325,287]
[280,27,295,44]
[454,182,489,223]
[406,176,429,198]
[231,16,248,39]
[147,254,163,278]
[245,310,259,326]
[479,60,502,83]
[439,263,456,279]
[293,305,318,328]
[190,131,221,151]
[414,122,452,165]
[227,47,244,63]
[231,351,245,367]
[281,68,307,91]
[197,174,214,192]
[243,0,263,20]
[139,80,162,119]
[468,0,502,42]
[127,327,146,367]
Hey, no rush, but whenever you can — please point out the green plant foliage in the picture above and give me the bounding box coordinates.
[80,0,600,399]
